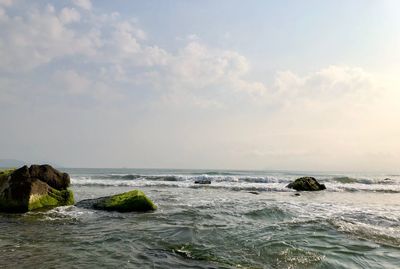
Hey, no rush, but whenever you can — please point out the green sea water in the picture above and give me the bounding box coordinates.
[0,169,399,268]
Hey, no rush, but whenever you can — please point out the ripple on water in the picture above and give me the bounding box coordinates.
[1,183,400,268]
[244,205,293,221]
[329,217,400,248]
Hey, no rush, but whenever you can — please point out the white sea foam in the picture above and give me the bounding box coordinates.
[70,174,400,193]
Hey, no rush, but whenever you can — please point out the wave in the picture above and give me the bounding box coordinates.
[325,182,400,193]
[332,176,358,184]
[68,171,400,194]
[332,176,396,185]
[70,177,400,193]
[329,218,400,247]
[72,173,400,185]
[72,174,293,183]
[70,178,295,192]
[190,171,239,176]
[245,206,293,221]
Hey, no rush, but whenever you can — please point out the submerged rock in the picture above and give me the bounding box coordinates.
[121,174,141,180]
[194,180,211,184]
[0,165,74,213]
[332,176,357,184]
[77,190,157,212]
[248,191,260,195]
[287,177,326,191]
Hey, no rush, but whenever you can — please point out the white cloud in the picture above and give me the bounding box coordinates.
[96,21,170,67]
[0,1,384,116]
[52,69,123,101]
[273,65,379,108]
[59,7,80,24]
[0,1,265,105]
[187,34,200,41]
[269,65,381,130]
[72,0,92,10]
[0,2,378,112]
[53,70,91,95]
[111,22,142,54]
[0,0,13,7]
[0,4,98,71]
[156,41,266,106]
[0,7,6,20]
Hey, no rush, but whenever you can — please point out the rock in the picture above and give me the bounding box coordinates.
[248,191,260,195]
[28,164,70,190]
[287,177,326,191]
[380,178,393,184]
[121,174,141,180]
[194,180,211,184]
[76,190,157,212]
[0,165,74,213]
[294,193,301,196]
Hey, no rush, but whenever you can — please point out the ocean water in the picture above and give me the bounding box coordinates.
[1,169,400,268]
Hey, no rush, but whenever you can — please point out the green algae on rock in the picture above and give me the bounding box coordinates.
[77,190,157,212]
[28,188,74,211]
[0,165,74,213]
[94,190,157,212]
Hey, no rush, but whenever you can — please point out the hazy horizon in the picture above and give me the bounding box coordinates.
[1,0,400,172]
[1,158,399,174]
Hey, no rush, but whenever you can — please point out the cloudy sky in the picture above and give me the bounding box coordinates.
[1,0,400,171]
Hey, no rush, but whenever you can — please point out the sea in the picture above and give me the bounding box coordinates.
[1,168,400,268]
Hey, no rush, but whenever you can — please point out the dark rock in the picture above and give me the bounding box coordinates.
[287,177,326,191]
[248,191,260,195]
[29,164,70,190]
[380,178,393,184]
[194,180,211,184]
[162,176,179,181]
[294,193,301,196]
[0,165,74,213]
[76,190,156,212]
[121,174,141,180]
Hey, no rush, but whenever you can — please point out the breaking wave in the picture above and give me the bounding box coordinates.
[70,173,400,193]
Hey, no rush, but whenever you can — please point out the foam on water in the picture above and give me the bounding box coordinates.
[70,171,400,193]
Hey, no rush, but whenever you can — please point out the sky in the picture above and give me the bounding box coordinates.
[0,0,400,171]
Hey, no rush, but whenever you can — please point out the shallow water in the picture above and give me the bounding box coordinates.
[1,169,399,268]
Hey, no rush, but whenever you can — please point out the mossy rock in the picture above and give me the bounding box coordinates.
[0,168,16,175]
[0,165,75,213]
[28,188,74,211]
[77,190,157,212]
[0,168,15,184]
